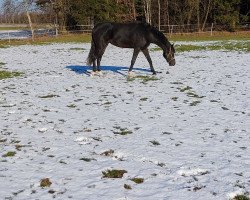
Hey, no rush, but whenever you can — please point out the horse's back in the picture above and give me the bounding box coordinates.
[93,22,149,48]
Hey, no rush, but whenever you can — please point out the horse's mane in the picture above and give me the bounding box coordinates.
[144,23,170,46]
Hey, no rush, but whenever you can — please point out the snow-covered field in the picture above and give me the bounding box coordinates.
[0,42,249,200]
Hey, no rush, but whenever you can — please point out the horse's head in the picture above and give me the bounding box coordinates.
[163,44,176,66]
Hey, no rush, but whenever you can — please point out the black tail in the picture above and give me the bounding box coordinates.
[86,39,95,66]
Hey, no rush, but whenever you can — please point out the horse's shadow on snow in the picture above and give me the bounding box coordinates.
[66,65,151,76]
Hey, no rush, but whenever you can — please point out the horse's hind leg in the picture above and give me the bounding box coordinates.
[142,48,156,75]
[96,43,108,72]
[129,48,140,73]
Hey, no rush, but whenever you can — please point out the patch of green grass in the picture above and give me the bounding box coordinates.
[0,138,7,143]
[186,91,205,98]
[169,31,250,42]
[150,140,161,146]
[170,81,183,85]
[131,177,144,184]
[0,70,23,80]
[103,101,112,105]
[100,149,114,156]
[0,26,29,31]
[124,184,132,189]
[176,45,206,52]
[0,45,8,48]
[190,100,201,106]
[0,34,91,46]
[113,127,133,135]
[180,86,192,92]
[152,40,250,52]
[40,178,52,188]
[140,97,148,101]
[171,97,178,101]
[69,47,85,51]
[39,94,60,98]
[67,104,77,108]
[2,151,16,157]
[79,157,96,162]
[232,194,250,200]
[102,169,127,178]
[127,75,159,83]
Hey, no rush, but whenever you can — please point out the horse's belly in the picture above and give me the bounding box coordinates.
[110,40,134,48]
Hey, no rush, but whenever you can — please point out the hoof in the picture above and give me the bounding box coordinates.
[128,71,135,77]
[91,71,98,76]
[91,71,104,77]
[152,71,157,75]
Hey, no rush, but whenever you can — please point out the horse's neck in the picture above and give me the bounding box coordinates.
[150,33,170,52]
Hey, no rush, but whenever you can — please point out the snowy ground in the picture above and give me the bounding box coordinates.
[0,42,249,200]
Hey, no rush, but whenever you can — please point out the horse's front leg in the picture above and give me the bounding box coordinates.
[92,59,97,72]
[142,48,156,75]
[97,58,101,71]
[129,48,140,74]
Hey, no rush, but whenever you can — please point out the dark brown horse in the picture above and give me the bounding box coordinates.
[87,22,175,75]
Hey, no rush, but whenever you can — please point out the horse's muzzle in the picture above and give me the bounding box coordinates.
[169,59,176,66]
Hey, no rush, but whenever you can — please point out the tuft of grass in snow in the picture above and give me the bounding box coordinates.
[0,70,23,80]
[150,140,161,146]
[190,100,201,106]
[101,149,114,156]
[171,81,183,85]
[102,169,127,178]
[127,75,159,83]
[79,157,96,162]
[131,178,144,184]
[2,151,16,157]
[40,178,52,188]
[67,104,77,108]
[171,97,179,101]
[0,138,7,143]
[186,91,205,98]
[0,62,6,66]
[113,126,133,135]
[69,47,85,51]
[124,184,132,190]
[39,94,60,98]
[179,86,192,92]
[140,97,148,101]
[232,194,250,200]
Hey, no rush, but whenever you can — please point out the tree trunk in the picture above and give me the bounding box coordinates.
[26,10,35,41]
[197,0,200,32]
[132,0,136,20]
[202,0,212,31]
[158,0,160,30]
[144,0,151,24]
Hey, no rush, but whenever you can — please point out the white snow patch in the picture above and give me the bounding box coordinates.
[177,168,209,177]
[75,136,94,145]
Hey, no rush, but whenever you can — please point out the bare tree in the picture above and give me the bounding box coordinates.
[17,0,35,40]
[158,0,160,30]
[144,0,151,24]
[2,0,16,23]
[201,0,212,31]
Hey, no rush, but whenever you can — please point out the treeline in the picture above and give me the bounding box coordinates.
[1,0,250,31]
